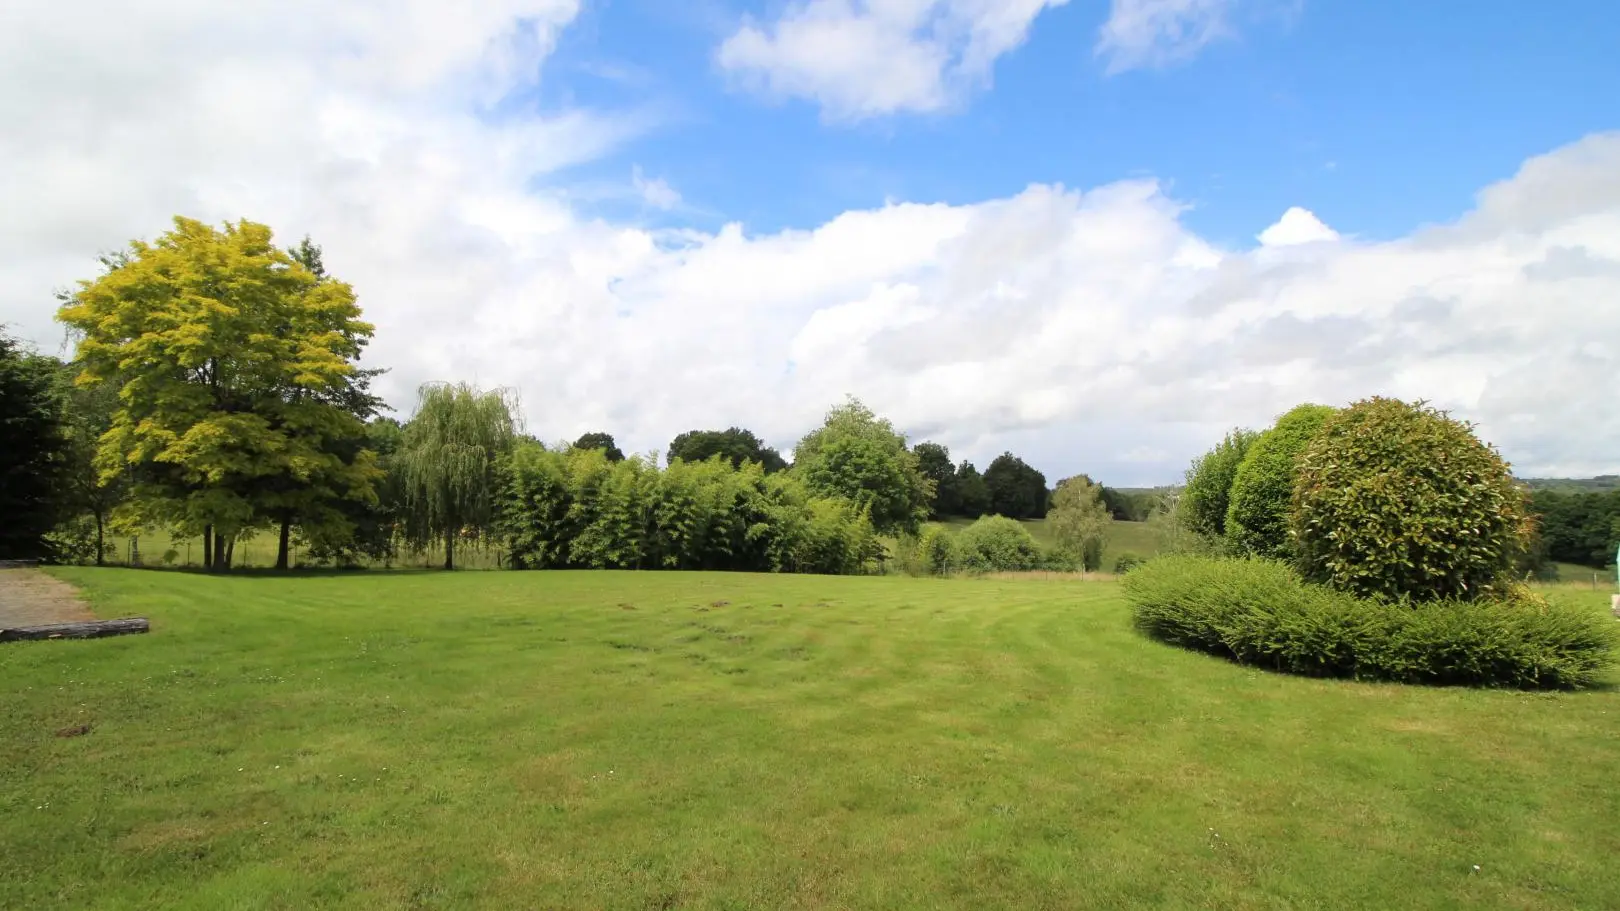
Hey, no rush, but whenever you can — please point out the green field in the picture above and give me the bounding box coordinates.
[4,569,1619,909]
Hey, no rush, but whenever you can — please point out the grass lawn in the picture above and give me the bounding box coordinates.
[3,569,1618,910]
[1551,562,1615,588]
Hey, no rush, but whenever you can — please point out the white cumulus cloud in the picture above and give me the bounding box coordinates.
[2,2,1618,485]
[716,0,1070,120]
[1258,207,1340,246]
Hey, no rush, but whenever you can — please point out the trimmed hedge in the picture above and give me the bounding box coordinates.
[1123,554,1618,689]
[1179,428,1259,539]
[1225,404,1334,558]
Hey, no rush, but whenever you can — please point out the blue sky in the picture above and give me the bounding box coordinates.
[4,0,1620,485]
[537,0,1620,247]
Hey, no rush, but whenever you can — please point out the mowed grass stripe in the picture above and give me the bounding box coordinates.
[1,569,1616,910]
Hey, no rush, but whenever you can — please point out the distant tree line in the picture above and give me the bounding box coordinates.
[1529,489,1620,568]
[2,215,1161,574]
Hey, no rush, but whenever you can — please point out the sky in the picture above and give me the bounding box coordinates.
[2,0,1618,486]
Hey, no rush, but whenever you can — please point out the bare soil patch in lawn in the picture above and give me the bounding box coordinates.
[0,567,94,629]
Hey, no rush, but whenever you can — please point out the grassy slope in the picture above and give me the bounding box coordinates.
[2,569,1617,910]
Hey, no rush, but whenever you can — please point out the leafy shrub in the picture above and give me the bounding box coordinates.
[498,444,878,575]
[1124,555,1618,689]
[1225,404,1334,558]
[1292,398,1529,602]
[1179,429,1259,540]
[1113,553,1145,573]
[954,515,1041,572]
[918,525,956,574]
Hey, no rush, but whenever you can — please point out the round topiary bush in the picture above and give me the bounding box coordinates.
[1291,397,1529,602]
[954,515,1041,572]
[1225,404,1335,559]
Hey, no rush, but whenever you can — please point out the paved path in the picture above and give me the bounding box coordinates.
[0,568,94,629]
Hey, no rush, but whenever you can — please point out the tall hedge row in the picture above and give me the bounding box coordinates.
[1225,404,1335,559]
[498,445,879,574]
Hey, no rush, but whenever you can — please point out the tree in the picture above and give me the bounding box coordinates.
[288,234,325,278]
[667,427,787,473]
[51,358,128,565]
[1529,489,1620,568]
[1179,428,1259,541]
[573,432,625,462]
[1099,486,1158,522]
[955,461,991,518]
[57,217,382,572]
[300,416,405,567]
[1225,404,1335,559]
[1049,475,1113,571]
[398,382,520,570]
[0,331,69,559]
[266,235,387,569]
[983,453,1048,519]
[1292,398,1529,602]
[912,442,960,517]
[791,398,933,533]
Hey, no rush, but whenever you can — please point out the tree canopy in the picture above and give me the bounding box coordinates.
[49,356,128,565]
[0,332,69,559]
[791,398,933,533]
[1530,489,1620,568]
[983,453,1048,520]
[573,432,625,462]
[954,461,991,518]
[667,427,786,473]
[912,442,959,518]
[55,217,381,570]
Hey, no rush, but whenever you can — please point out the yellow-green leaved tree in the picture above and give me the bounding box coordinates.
[57,217,381,571]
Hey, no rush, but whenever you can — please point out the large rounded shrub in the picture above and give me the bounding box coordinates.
[954,515,1041,572]
[1291,398,1528,602]
[1179,429,1259,540]
[1225,404,1335,559]
[1124,555,1617,689]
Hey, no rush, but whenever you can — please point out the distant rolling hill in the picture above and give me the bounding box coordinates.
[1520,476,1620,494]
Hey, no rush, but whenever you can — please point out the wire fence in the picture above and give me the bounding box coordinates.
[71,534,513,572]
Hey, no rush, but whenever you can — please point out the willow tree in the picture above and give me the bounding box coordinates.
[398,382,519,569]
[1049,475,1113,571]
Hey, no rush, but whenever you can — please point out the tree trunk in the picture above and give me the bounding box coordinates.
[94,511,105,567]
[276,513,292,571]
[444,528,455,571]
[224,537,235,571]
[1,618,150,642]
[203,525,214,571]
